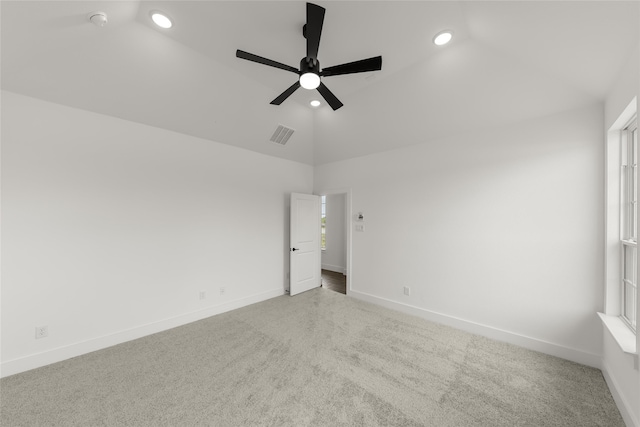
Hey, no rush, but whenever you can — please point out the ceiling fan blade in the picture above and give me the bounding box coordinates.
[270,81,301,105]
[306,3,325,60]
[236,50,299,74]
[317,82,343,110]
[321,56,382,77]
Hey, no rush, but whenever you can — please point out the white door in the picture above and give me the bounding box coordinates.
[290,193,321,296]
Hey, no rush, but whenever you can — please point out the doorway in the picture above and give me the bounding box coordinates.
[319,191,349,295]
[321,269,346,294]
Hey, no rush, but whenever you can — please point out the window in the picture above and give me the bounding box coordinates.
[321,195,326,250]
[603,100,637,351]
[621,116,638,331]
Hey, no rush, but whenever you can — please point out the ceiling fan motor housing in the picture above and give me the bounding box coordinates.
[300,57,320,75]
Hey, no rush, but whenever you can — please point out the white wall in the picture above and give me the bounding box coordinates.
[605,42,639,133]
[0,91,314,377]
[602,40,640,427]
[321,193,347,274]
[315,104,605,366]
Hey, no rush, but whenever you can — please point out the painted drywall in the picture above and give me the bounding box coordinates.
[0,91,314,376]
[321,193,347,274]
[602,41,640,427]
[312,37,599,165]
[605,41,639,131]
[602,330,640,427]
[315,104,605,365]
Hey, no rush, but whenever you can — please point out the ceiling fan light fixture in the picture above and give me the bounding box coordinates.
[151,11,172,29]
[235,3,381,111]
[300,72,320,90]
[310,100,321,107]
[433,30,453,46]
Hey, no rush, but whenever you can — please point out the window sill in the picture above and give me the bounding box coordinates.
[598,312,637,355]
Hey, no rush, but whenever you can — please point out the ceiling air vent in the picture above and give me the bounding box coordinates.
[270,124,295,145]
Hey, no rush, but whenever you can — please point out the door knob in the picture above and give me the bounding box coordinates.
[291,248,299,251]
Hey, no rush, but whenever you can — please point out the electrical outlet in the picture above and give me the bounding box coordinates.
[199,291,206,300]
[220,287,226,296]
[35,326,48,339]
[403,286,410,296]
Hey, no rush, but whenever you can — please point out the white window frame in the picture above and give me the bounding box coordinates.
[321,195,326,251]
[602,98,637,356]
[620,116,638,332]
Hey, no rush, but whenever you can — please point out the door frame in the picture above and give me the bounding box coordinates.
[317,188,352,295]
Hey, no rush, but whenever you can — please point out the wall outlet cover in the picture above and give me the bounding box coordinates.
[35,326,48,339]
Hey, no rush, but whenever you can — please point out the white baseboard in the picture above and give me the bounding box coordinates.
[321,264,346,274]
[601,360,640,427]
[1,288,285,378]
[349,290,601,368]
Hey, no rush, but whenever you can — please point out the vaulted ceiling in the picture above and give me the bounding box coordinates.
[2,1,638,165]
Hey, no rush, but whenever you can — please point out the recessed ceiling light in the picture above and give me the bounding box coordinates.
[88,11,108,27]
[151,11,172,29]
[433,30,453,46]
[310,100,321,107]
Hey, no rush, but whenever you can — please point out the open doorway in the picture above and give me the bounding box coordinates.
[319,192,349,295]
[321,269,346,294]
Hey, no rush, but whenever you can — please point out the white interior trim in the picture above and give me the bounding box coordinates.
[601,359,640,427]
[321,264,347,274]
[0,288,284,378]
[349,290,601,368]
[598,312,638,355]
[604,97,637,315]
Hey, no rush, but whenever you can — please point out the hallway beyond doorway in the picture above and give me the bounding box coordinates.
[321,269,346,294]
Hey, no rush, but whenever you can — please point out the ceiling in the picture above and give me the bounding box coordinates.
[2,1,639,165]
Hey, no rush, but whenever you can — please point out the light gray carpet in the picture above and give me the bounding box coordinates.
[1,288,624,426]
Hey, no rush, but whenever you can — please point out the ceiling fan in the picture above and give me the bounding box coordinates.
[236,2,382,111]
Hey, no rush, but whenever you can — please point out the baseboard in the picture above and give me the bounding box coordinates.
[349,290,601,368]
[321,264,346,274]
[601,360,640,427]
[1,288,285,378]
